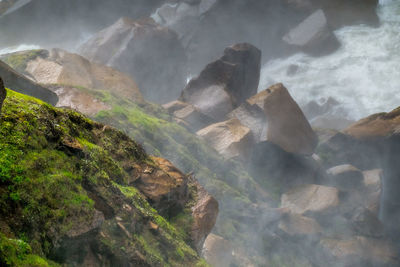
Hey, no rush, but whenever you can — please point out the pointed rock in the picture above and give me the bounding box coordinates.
[262,83,318,155]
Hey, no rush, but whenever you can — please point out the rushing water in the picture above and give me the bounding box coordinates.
[259,0,400,120]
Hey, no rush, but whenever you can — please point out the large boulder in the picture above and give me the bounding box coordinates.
[262,83,318,155]
[196,118,255,159]
[133,157,218,251]
[0,60,58,105]
[283,9,340,55]
[325,164,364,190]
[19,48,143,102]
[162,100,215,132]
[79,17,187,104]
[281,184,339,216]
[181,43,261,121]
[0,76,5,112]
[202,234,234,267]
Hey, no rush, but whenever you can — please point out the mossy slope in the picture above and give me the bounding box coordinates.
[0,89,207,266]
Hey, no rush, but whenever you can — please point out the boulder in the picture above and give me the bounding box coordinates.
[133,157,218,251]
[325,164,363,190]
[190,178,219,252]
[202,234,234,267]
[163,100,214,132]
[181,43,261,121]
[0,60,58,105]
[262,83,318,155]
[227,101,267,143]
[19,48,142,102]
[0,76,5,112]
[344,107,400,140]
[79,17,187,104]
[320,236,398,266]
[196,118,255,159]
[283,9,340,55]
[281,184,339,216]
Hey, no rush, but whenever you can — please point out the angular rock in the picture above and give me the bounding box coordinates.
[190,178,219,252]
[227,101,267,143]
[133,157,189,217]
[181,43,261,121]
[23,48,142,102]
[163,100,214,132]
[283,9,340,55]
[0,60,58,105]
[133,157,218,252]
[202,234,234,267]
[262,83,318,155]
[0,76,5,113]
[325,164,363,190]
[196,118,255,159]
[281,184,339,216]
[79,17,187,104]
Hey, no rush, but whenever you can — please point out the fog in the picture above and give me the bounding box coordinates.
[0,0,399,266]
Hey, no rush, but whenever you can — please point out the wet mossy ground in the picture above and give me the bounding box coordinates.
[0,89,207,266]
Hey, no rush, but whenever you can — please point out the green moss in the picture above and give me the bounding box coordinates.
[0,233,59,267]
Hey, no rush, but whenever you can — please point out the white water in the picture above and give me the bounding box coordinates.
[260,0,400,120]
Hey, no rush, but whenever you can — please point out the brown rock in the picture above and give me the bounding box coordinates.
[24,48,142,102]
[344,106,400,139]
[202,234,234,267]
[196,118,255,159]
[181,43,261,121]
[79,17,187,104]
[0,76,6,113]
[163,100,215,132]
[133,157,188,216]
[191,179,219,252]
[262,83,318,155]
[281,184,339,215]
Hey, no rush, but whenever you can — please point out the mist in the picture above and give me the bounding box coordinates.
[0,0,399,266]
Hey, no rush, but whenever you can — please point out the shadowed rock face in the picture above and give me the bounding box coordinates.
[80,17,187,104]
[181,43,261,121]
[263,83,318,155]
[0,76,6,112]
[0,60,58,105]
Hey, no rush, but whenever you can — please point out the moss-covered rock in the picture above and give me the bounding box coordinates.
[0,89,209,266]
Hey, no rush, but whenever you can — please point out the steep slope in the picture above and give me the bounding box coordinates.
[0,89,209,266]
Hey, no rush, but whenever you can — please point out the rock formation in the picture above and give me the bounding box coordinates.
[181,43,261,121]
[262,83,318,155]
[79,17,187,104]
